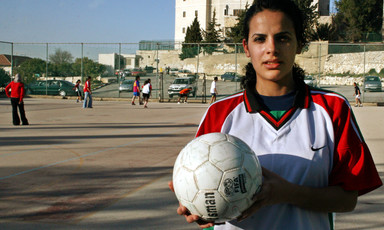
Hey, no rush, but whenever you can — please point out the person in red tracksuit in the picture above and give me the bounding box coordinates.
[5,73,29,125]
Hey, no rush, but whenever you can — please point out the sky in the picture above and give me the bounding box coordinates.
[0,0,175,43]
[1,0,338,43]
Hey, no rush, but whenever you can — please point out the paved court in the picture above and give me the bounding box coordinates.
[0,97,383,230]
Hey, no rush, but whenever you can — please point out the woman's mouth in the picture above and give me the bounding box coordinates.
[263,61,281,69]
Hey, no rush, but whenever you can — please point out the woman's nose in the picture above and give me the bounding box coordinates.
[266,38,277,54]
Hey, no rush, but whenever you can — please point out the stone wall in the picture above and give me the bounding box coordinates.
[137,42,384,85]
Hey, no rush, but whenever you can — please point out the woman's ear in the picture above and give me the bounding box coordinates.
[243,39,251,58]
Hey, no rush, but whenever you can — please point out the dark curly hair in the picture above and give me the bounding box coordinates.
[240,0,306,90]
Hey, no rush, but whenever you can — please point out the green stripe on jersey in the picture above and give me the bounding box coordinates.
[270,110,286,120]
[203,227,215,230]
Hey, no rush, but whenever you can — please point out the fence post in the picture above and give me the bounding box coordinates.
[45,43,48,95]
[10,43,13,75]
[202,73,206,104]
[318,43,321,84]
[235,43,238,92]
[81,43,84,83]
[196,43,200,76]
[362,44,366,103]
[118,43,121,98]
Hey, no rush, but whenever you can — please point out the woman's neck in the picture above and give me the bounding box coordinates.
[256,76,295,96]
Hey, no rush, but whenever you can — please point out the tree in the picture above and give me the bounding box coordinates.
[293,0,319,43]
[332,0,383,42]
[309,23,335,41]
[202,9,221,54]
[72,57,106,78]
[49,48,73,64]
[49,62,74,77]
[49,49,74,77]
[227,0,319,44]
[0,68,11,87]
[179,17,203,60]
[14,58,46,84]
[226,5,248,43]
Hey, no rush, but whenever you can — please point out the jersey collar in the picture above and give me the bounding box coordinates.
[243,78,311,114]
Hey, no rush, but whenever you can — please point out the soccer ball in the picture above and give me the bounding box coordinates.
[172,132,262,223]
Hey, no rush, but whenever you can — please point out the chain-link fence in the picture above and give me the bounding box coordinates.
[1,41,384,103]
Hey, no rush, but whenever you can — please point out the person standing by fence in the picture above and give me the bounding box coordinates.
[83,76,93,108]
[5,73,29,125]
[131,76,142,105]
[142,78,152,108]
[210,77,218,104]
[73,79,82,103]
[353,82,363,107]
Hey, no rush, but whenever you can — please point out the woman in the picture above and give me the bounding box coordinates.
[73,79,82,103]
[5,73,29,125]
[170,0,382,229]
[142,78,152,108]
[131,76,142,105]
[83,76,92,108]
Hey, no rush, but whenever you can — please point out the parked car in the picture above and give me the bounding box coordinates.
[119,79,135,92]
[220,72,241,82]
[144,66,155,73]
[26,80,77,97]
[177,69,192,77]
[364,76,382,92]
[168,77,198,98]
[169,68,179,76]
[131,68,146,76]
[123,69,131,76]
[304,75,318,87]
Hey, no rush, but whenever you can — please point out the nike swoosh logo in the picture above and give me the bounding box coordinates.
[311,146,326,151]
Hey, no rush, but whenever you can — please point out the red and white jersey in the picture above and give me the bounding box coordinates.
[196,83,382,230]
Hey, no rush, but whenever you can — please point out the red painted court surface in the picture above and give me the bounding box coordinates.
[0,98,383,230]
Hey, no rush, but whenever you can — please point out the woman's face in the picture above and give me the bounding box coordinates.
[243,10,301,89]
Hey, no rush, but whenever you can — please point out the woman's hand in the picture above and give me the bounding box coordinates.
[168,181,215,229]
[238,167,358,221]
[238,167,291,221]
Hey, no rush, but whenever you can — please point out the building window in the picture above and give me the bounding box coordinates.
[183,11,186,17]
[195,10,198,17]
[182,27,186,33]
[233,9,245,16]
[224,5,229,16]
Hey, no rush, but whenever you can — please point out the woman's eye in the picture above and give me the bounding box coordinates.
[253,37,265,43]
[277,36,290,42]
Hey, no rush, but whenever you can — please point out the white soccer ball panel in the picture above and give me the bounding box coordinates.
[173,167,198,203]
[219,169,255,203]
[180,140,210,171]
[194,190,230,222]
[227,134,255,153]
[179,200,202,218]
[223,197,250,221]
[194,162,223,190]
[209,141,243,171]
[243,153,262,182]
[197,132,228,145]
